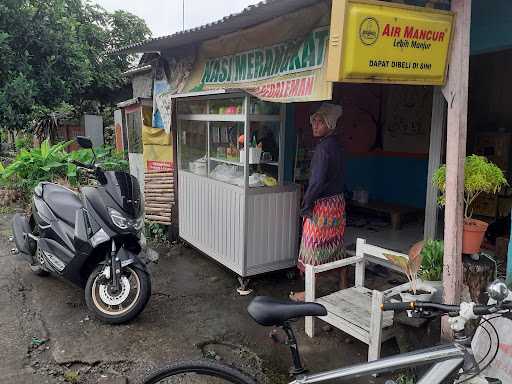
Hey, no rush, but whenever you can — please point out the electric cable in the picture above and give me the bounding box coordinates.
[455,314,503,384]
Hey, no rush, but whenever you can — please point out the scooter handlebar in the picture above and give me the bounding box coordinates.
[71,160,94,169]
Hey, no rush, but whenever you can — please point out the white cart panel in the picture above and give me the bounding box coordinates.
[245,187,300,275]
[179,171,245,275]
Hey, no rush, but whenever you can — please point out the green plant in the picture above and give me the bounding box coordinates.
[67,145,128,185]
[0,139,129,196]
[145,221,168,244]
[385,241,423,294]
[0,139,72,192]
[15,135,32,151]
[394,370,416,384]
[433,155,508,219]
[419,240,444,281]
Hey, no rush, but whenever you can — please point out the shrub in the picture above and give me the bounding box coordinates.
[0,139,71,193]
[433,155,508,219]
[0,139,129,196]
[419,240,444,281]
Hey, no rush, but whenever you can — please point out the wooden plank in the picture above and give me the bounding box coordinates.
[368,290,384,362]
[145,184,174,189]
[316,310,370,344]
[318,288,393,331]
[424,87,446,241]
[355,238,366,287]
[441,0,471,340]
[146,197,175,203]
[360,243,407,260]
[145,215,171,223]
[145,179,174,185]
[145,203,174,209]
[145,171,174,176]
[305,264,316,337]
[145,192,174,196]
[312,255,363,273]
[145,208,172,214]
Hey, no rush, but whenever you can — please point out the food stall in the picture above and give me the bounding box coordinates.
[176,91,300,280]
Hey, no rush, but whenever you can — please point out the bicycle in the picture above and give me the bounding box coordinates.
[143,280,512,384]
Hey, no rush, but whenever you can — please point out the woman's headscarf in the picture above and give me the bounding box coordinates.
[310,103,343,132]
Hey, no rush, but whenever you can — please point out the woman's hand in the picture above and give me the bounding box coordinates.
[300,207,313,219]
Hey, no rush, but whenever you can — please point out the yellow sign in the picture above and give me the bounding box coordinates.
[327,0,454,85]
[142,125,173,172]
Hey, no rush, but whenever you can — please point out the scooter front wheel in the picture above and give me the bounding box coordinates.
[85,265,151,324]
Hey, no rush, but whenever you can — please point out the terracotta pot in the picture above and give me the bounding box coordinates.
[462,218,489,254]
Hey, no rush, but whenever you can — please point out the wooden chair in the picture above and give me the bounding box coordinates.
[305,238,411,362]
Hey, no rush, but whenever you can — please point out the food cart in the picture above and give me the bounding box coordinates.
[175,91,300,285]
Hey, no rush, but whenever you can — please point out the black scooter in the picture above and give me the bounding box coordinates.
[12,136,151,324]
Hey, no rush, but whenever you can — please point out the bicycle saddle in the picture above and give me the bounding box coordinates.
[247,296,327,326]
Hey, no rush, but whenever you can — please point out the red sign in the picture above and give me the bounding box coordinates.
[147,160,174,172]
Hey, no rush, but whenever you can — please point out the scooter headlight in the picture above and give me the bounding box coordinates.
[108,208,144,231]
[109,208,128,229]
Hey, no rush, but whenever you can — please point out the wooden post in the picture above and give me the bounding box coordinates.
[424,87,446,241]
[441,0,471,340]
[507,210,512,285]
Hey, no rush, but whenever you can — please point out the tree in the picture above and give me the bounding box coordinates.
[0,0,151,138]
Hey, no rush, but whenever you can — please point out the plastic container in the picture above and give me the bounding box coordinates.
[239,147,262,164]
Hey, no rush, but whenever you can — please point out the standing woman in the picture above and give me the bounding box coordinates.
[291,103,346,302]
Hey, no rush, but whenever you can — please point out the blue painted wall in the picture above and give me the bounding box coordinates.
[284,104,296,183]
[471,0,512,55]
[344,154,429,208]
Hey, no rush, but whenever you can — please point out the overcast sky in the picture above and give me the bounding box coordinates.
[94,0,261,38]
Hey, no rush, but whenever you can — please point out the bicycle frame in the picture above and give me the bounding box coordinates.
[290,342,473,384]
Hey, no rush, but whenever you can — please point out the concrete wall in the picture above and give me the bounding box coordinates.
[83,115,103,147]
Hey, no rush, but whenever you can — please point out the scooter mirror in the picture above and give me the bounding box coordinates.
[76,136,93,149]
[488,280,509,304]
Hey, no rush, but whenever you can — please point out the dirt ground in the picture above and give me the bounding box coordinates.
[0,212,404,384]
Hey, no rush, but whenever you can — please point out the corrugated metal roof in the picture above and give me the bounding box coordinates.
[112,0,322,54]
[122,65,152,77]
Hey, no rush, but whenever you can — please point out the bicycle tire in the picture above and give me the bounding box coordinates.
[143,360,257,384]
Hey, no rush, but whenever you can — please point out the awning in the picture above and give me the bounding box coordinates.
[112,0,322,54]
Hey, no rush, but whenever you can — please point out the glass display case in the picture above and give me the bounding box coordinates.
[176,92,300,279]
[177,94,283,188]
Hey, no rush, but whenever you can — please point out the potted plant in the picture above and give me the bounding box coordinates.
[385,241,437,302]
[433,155,508,254]
[418,240,444,303]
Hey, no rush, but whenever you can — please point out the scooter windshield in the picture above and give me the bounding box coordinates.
[102,171,142,218]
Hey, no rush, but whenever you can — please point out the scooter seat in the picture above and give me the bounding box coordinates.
[247,296,327,326]
[42,183,83,225]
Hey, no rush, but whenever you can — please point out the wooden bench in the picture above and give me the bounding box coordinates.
[305,238,411,362]
[348,200,423,230]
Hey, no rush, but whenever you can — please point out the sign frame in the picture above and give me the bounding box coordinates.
[327,0,455,85]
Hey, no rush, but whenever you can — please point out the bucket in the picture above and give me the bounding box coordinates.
[462,218,489,254]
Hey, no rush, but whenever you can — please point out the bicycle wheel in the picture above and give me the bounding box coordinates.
[143,360,257,384]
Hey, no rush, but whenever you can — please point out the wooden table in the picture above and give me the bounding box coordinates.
[348,200,423,230]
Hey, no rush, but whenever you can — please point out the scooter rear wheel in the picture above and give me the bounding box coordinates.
[85,265,151,324]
